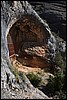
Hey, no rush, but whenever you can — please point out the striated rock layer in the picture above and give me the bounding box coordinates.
[30,1,66,40]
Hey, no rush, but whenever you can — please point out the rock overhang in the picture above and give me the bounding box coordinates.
[7,14,52,68]
[5,1,56,69]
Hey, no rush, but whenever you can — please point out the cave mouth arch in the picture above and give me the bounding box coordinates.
[7,15,49,68]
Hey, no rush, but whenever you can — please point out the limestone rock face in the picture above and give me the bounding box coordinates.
[1,1,54,99]
[1,1,66,99]
[30,1,66,40]
[7,14,50,68]
[5,1,57,69]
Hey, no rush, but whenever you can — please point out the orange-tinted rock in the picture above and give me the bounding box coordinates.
[7,15,50,68]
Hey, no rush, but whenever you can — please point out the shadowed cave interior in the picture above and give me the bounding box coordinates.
[7,15,49,68]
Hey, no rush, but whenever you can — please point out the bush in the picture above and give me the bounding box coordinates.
[45,72,65,96]
[44,50,66,98]
[26,72,41,87]
[10,67,19,83]
[45,67,66,98]
[18,72,26,82]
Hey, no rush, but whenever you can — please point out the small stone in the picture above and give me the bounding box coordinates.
[11,93,15,96]
[15,89,18,91]
[12,95,15,99]
[12,87,14,90]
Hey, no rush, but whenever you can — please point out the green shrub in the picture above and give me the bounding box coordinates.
[10,67,19,83]
[45,69,66,98]
[26,72,41,87]
[55,90,66,99]
[45,51,66,98]
[18,72,26,82]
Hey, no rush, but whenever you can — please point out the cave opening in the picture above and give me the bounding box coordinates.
[7,15,49,69]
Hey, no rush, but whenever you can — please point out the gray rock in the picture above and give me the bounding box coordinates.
[30,1,66,40]
[1,1,51,99]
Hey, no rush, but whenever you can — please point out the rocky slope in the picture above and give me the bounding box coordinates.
[30,1,66,40]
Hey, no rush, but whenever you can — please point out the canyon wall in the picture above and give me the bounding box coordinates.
[30,1,66,40]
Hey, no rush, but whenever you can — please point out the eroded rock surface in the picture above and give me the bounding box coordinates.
[7,13,56,68]
[1,1,53,99]
[1,1,66,99]
[30,1,66,40]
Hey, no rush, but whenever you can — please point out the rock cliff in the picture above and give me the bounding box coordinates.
[1,1,66,99]
[1,1,54,99]
[30,1,66,40]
